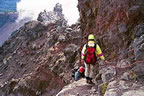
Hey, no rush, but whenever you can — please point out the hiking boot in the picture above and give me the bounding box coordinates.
[89,80,94,84]
[86,79,89,83]
[86,79,91,84]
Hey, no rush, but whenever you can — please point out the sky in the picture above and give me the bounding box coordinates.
[17,0,80,25]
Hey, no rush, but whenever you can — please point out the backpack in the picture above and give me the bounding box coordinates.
[71,67,85,81]
[84,43,97,64]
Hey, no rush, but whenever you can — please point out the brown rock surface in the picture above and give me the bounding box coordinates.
[0,14,81,95]
[0,0,144,96]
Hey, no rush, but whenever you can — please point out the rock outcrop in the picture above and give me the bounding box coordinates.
[78,0,144,59]
[0,3,82,95]
[37,3,67,26]
[57,79,98,96]
[76,0,144,96]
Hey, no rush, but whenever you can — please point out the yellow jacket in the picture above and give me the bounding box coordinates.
[81,41,105,60]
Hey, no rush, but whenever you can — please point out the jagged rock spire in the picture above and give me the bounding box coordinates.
[37,3,67,26]
[53,3,62,14]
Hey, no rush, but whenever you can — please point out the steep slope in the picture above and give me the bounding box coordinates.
[0,3,82,96]
[0,0,144,96]
[57,79,98,96]
[61,0,144,96]
[78,0,144,60]
[56,0,144,96]
[78,0,144,75]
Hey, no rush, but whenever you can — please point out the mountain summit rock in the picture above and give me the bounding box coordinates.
[37,3,67,26]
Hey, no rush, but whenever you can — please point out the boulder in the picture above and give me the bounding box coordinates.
[58,35,66,43]
[117,59,131,68]
[56,79,97,96]
[133,34,144,61]
[37,3,67,26]
[132,63,144,79]
[47,32,59,48]
[121,72,131,81]
[99,66,116,83]
[128,6,142,22]
[63,44,80,63]
[121,89,144,96]
[53,3,63,17]
[104,80,144,96]
[134,23,144,38]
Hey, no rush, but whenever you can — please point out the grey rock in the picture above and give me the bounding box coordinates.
[134,23,144,38]
[99,67,116,83]
[37,3,67,26]
[47,32,59,48]
[117,59,131,68]
[58,35,66,43]
[3,58,7,65]
[121,89,144,96]
[64,44,80,63]
[31,43,37,50]
[118,24,128,33]
[128,6,142,22]
[27,31,37,40]
[132,63,144,78]
[104,91,120,96]
[119,80,132,89]
[133,34,144,60]
[66,28,73,32]
[121,72,131,81]
[53,3,63,17]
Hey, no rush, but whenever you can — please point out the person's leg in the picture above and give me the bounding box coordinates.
[74,71,81,81]
[84,62,90,83]
[89,64,95,84]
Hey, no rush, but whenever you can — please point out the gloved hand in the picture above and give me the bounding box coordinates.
[81,59,84,64]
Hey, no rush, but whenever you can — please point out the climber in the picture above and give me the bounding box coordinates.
[72,66,85,81]
[81,34,105,84]
[74,66,85,81]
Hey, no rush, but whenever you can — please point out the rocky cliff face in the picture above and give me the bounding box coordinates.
[0,3,82,96]
[37,3,67,26]
[65,0,144,95]
[51,0,144,96]
[0,0,144,96]
[78,0,144,72]
[78,0,144,60]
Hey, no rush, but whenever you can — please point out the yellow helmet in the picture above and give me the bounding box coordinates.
[88,34,95,40]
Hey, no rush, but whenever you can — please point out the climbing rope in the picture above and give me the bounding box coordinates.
[100,48,144,70]
[102,60,144,70]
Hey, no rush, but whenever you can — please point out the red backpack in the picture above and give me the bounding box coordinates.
[84,44,97,64]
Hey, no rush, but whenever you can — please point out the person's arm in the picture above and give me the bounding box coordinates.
[81,44,86,60]
[96,44,105,60]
